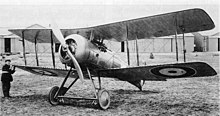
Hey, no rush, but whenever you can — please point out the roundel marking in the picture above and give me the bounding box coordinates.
[30,68,58,76]
[159,68,186,76]
[150,66,196,78]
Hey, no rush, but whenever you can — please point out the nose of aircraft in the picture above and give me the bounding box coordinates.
[51,23,84,83]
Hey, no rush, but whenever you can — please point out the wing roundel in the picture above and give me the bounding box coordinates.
[98,62,217,81]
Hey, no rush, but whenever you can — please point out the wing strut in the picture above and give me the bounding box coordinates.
[89,30,94,41]
[180,19,186,62]
[34,31,40,66]
[50,30,56,68]
[174,15,179,62]
[21,31,27,65]
[126,25,130,66]
[182,32,186,62]
[135,34,139,66]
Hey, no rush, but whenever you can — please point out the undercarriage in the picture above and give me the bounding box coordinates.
[48,67,111,110]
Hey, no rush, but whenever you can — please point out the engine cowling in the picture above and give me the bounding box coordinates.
[59,34,89,65]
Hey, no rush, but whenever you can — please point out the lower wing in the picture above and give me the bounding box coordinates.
[13,65,78,78]
[98,62,217,81]
[13,62,217,91]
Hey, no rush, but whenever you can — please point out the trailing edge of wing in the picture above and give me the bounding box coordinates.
[98,62,217,81]
[9,8,215,43]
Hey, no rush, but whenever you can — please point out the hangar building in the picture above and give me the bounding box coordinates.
[0,32,21,55]
[193,32,220,52]
[208,32,220,51]
[105,34,195,53]
[0,24,219,56]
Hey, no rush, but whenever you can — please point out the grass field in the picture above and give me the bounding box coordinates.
[0,52,219,116]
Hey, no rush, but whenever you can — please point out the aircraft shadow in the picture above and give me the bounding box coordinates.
[58,89,160,109]
[3,94,47,100]
[109,89,160,108]
[111,89,160,95]
[4,89,160,109]
[5,94,98,109]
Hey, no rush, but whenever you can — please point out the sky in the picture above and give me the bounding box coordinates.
[0,0,219,35]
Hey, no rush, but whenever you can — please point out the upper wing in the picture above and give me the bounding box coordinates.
[9,29,56,43]
[91,8,215,41]
[98,62,217,81]
[9,8,215,43]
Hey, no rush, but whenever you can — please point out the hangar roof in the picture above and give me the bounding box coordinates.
[26,24,47,29]
[209,32,220,38]
[0,24,46,39]
[212,32,220,36]
[0,28,11,35]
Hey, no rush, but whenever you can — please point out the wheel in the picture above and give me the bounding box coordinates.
[97,89,110,110]
[48,86,59,105]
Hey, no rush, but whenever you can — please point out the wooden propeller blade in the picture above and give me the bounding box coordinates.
[66,48,84,83]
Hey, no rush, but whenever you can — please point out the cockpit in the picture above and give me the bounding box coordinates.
[91,39,108,52]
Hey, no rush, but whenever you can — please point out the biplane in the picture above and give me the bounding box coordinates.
[9,8,217,110]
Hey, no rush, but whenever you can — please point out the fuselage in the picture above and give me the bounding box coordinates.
[59,34,127,71]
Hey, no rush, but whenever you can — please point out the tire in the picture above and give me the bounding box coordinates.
[97,89,110,110]
[48,86,59,105]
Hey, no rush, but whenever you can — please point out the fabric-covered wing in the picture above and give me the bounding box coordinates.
[91,8,215,41]
[9,29,58,43]
[98,62,217,81]
[9,8,214,43]
[14,65,78,78]
[8,28,91,43]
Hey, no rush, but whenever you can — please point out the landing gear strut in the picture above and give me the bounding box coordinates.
[48,67,110,110]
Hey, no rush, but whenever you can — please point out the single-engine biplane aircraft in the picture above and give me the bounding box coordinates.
[9,8,217,110]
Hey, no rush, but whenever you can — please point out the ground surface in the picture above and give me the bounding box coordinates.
[0,52,219,116]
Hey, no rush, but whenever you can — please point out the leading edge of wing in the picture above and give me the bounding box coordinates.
[98,62,217,81]
[13,65,78,78]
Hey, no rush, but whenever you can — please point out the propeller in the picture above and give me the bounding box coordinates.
[51,23,84,83]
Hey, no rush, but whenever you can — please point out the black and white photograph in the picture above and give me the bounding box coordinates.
[0,0,219,115]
